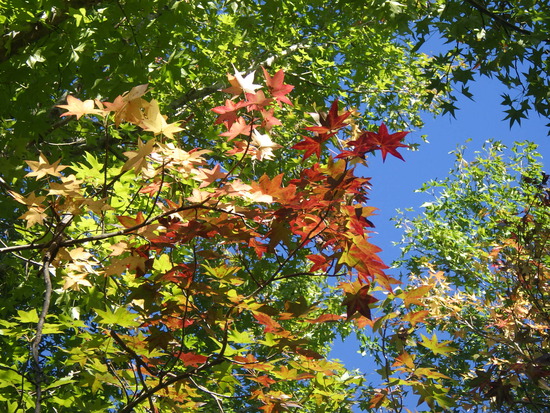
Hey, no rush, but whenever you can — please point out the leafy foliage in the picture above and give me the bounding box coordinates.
[1,1,549,411]
[366,142,550,411]
[0,68,408,411]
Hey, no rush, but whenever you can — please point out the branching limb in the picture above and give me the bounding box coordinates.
[31,213,72,413]
[463,0,532,36]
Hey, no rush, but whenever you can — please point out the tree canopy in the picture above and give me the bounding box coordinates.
[379,141,550,411]
[0,0,549,412]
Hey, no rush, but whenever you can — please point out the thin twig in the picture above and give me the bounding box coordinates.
[31,213,71,412]
[463,0,532,36]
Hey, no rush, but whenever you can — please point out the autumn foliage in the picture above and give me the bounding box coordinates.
[1,68,408,412]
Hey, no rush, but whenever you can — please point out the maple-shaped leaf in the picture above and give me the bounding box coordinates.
[414,367,451,380]
[342,285,378,320]
[139,180,170,196]
[253,312,282,333]
[234,66,262,94]
[361,123,409,161]
[221,73,243,96]
[304,313,344,323]
[392,351,415,370]
[224,66,262,95]
[292,135,325,160]
[25,153,68,179]
[305,100,351,134]
[9,191,46,207]
[117,211,145,229]
[62,271,93,291]
[56,95,104,119]
[401,285,432,308]
[419,333,458,356]
[251,130,281,161]
[140,99,183,140]
[260,107,282,131]
[211,99,249,128]
[193,164,227,188]
[18,207,47,228]
[177,352,208,367]
[402,309,430,326]
[220,117,255,140]
[249,375,276,387]
[103,84,149,126]
[122,138,156,173]
[124,83,149,101]
[252,173,296,203]
[262,67,294,106]
[245,90,273,110]
[295,347,323,360]
[306,253,330,272]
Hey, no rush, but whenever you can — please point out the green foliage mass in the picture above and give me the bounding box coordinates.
[1,0,549,411]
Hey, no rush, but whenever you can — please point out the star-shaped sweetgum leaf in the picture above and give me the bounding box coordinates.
[305,100,351,134]
[245,90,273,111]
[262,67,294,106]
[342,284,378,320]
[140,100,183,140]
[220,117,255,141]
[211,99,249,128]
[260,107,282,131]
[56,95,105,119]
[361,123,409,161]
[25,153,68,179]
[292,135,327,160]
[193,164,227,188]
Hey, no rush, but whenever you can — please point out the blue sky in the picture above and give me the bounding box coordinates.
[330,71,550,409]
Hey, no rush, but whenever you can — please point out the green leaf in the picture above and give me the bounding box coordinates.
[14,309,39,324]
[419,333,457,357]
[95,307,140,328]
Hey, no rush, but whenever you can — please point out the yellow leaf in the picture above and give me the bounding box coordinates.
[25,153,68,179]
[56,95,105,119]
[140,99,183,140]
[122,139,156,173]
[419,333,457,356]
[402,285,432,307]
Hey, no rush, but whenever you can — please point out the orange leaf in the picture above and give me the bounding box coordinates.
[177,352,208,367]
[304,314,344,324]
[253,312,282,333]
[117,211,145,229]
[402,285,432,307]
[392,351,415,370]
[402,310,429,326]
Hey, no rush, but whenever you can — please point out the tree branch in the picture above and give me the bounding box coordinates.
[31,214,71,413]
[463,0,532,36]
[118,356,224,413]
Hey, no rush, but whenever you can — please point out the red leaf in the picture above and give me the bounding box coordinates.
[253,312,282,333]
[292,135,325,160]
[337,123,408,161]
[343,285,378,320]
[177,352,208,367]
[295,347,323,359]
[306,254,330,272]
[245,90,273,110]
[304,314,344,323]
[211,99,249,128]
[220,117,255,141]
[262,67,294,106]
[305,100,351,134]
[260,107,282,131]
